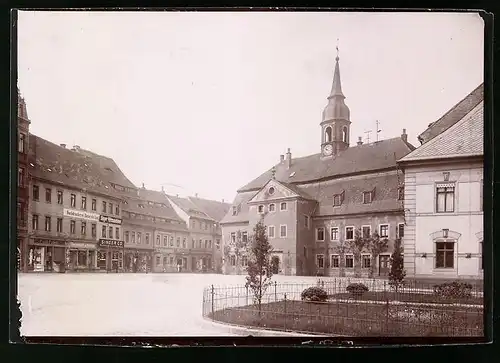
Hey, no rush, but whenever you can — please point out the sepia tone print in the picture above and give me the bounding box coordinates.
[15,10,484,339]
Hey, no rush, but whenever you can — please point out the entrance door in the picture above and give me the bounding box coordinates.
[271,256,280,274]
[379,255,390,276]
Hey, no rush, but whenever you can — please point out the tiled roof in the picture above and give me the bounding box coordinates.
[238,137,414,192]
[29,135,135,199]
[280,181,316,200]
[187,196,231,222]
[166,194,214,221]
[123,195,184,222]
[400,102,483,162]
[220,191,256,224]
[418,83,484,145]
[298,173,403,216]
[122,215,189,232]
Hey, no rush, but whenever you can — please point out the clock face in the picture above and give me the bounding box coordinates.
[323,144,333,156]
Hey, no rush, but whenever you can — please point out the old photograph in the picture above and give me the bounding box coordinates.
[15,10,485,339]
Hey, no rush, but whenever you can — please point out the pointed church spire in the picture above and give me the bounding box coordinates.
[328,42,344,99]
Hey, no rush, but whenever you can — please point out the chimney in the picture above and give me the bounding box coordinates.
[142,183,145,189]
[357,137,363,146]
[401,129,408,142]
[195,193,198,198]
[222,198,224,203]
[286,148,292,169]
[72,145,80,151]
[60,143,66,148]
[161,186,164,193]
[280,154,284,163]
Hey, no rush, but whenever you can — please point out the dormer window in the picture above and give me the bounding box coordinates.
[232,206,237,216]
[333,191,345,207]
[363,190,374,204]
[258,205,264,213]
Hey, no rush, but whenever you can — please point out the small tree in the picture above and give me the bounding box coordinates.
[334,240,348,277]
[245,220,274,317]
[366,231,389,278]
[346,229,368,278]
[389,237,406,292]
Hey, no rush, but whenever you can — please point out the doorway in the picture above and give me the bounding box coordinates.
[379,255,391,276]
[271,256,280,274]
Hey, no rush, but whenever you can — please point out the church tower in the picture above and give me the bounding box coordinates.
[320,49,351,158]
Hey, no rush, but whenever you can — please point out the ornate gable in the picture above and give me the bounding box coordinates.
[248,179,300,204]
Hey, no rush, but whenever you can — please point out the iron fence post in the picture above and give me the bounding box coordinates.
[275,281,277,302]
[246,285,249,306]
[284,293,287,331]
[211,284,215,318]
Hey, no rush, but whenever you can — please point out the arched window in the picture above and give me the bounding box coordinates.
[342,126,348,143]
[325,126,333,143]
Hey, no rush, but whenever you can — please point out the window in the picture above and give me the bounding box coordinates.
[163,256,168,265]
[398,186,404,201]
[204,222,208,230]
[316,254,324,268]
[192,239,195,248]
[56,218,63,232]
[131,232,136,243]
[109,227,113,239]
[232,206,237,216]
[331,255,339,268]
[125,232,130,243]
[18,167,25,187]
[230,233,236,243]
[70,194,76,207]
[363,191,373,204]
[44,216,51,231]
[18,133,26,153]
[109,203,113,214]
[146,233,150,245]
[163,236,167,247]
[331,227,339,241]
[398,223,405,238]
[435,241,455,268]
[280,225,287,238]
[209,240,212,249]
[102,201,107,213]
[115,205,120,215]
[192,221,196,229]
[480,179,483,212]
[325,126,332,143]
[33,185,39,201]
[480,242,483,270]
[137,232,141,244]
[280,202,287,211]
[32,214,39,230]
[45,188,52,203]
[379,224,389,238]
[333,194,342,206]
[345,255,354,268]
[268,226,275,238]
[216,239,220,249]
[241,256,248,267]
[81,196,87,210]
[176,237,180,247]
[436,184,455,213]
[269,203,276,212]
[204,240,208,249]
[55,190,63,205]
[91,199,97,211]
[362,255,371,268]
[342,126,348,143]
[345,227,354,240]
[17,202,22,223]
[182,238,186,248]
[230,255,236,266]
[316,227,325,241]
[170,236,175,247]
[81,222,87,235]
[362,226,371,239]
[71,220,76,234]
[155,256,160,265]
[91,223,96,237]
[242,232,248,243]
[156,235,160,246]
[101,225,106,238]
[258,205,264,213]
[304,215,310,229]
[198,239,202,248]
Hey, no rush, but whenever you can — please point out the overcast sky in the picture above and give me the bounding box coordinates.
[17,11,484,203]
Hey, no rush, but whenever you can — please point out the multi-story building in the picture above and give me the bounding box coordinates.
[166,194,230,272]
[399,84,484,280]
[17,90,31,272]
[221,52,415,277]
[26,137,135,272]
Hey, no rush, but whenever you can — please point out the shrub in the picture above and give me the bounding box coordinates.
[301,287,328,302]
[433,281,473,299]
[346,283,369,297]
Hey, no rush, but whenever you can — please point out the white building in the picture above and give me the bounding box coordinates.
[398,84,484,280]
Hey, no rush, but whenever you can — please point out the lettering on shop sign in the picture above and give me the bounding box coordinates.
[33,238,66,246]
[98,239,124,248]
[63,208,100,221]
[68,243,95,249]
[99,215,122,225]
[154,248,169,253]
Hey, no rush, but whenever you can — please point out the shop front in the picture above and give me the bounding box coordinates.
[97,238,124,272]
[191,254,212,272]
[153,248,175,273]
[27,238,66,272]
[124,249,152,273]
[66,241,97,272]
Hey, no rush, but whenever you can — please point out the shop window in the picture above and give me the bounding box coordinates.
[71,220,76,234]
[345,255,354,268]
[32,185,39,201]
[156,256,160,265]
[163,256,168,265]
[57,191,63,205]
[70,194,76,208]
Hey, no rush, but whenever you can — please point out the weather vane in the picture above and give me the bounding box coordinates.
[376,120,382,142]
[336,38,339,59]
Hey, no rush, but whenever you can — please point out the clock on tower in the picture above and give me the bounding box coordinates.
[323,144,333,157]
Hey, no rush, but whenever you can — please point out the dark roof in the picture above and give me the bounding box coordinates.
[29,134,135,199]
[220,191,256,224]
[166,194,214,221]
[123,196,184,222]
[238,137,414,192]
[122,215,189,232]
[418,83,484,145]
[187,196,231,222]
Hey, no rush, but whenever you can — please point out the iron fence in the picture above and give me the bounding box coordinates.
[202,279,484,337]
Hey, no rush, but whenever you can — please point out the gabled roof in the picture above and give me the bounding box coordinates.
[29,134,135,199]
[187,196,231,222]
[123,195,184,223]
[400,101,483,163]
[247,178,316,204]
[417,83,484,145]
[220,191,256,224]
[166,194,214,221]
[238,137,414,192]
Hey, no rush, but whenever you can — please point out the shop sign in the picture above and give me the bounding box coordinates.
[63,208,100,221]
[154,248,169,253]
[99,215,122,225]
[98,239,124,248]
[68,242,96,249]
[33,238,66,246]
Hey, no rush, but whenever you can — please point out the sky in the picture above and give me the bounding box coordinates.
[17,11,484,203]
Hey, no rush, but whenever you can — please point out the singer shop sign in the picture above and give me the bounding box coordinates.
[98,239,124,248]
[99,215,122,225]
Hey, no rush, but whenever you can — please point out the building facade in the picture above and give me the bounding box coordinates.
[399,85,484,280]
[221,52,414,277]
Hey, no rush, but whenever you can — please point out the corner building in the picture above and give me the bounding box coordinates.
[221,52,415,277]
